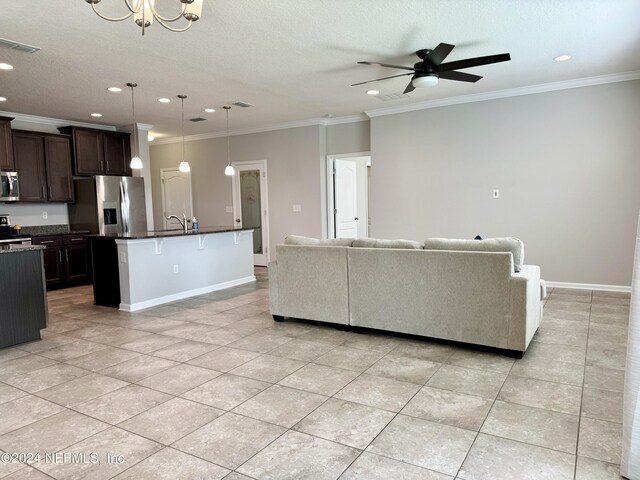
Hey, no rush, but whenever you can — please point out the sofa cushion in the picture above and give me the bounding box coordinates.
[423,237,525,272]
[284,235,354,247]
[352,238,423,250]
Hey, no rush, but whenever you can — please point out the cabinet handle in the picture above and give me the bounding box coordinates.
[66,250,69,262]
[41,240,54,244]
[41,186,45,198]
[70,238,83,242]
[58,250,62,262]
[48,186,52,198]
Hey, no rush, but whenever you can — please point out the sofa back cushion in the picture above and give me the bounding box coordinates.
[423,237,524,272]
[285,235,354,247]
[352,238,423,250]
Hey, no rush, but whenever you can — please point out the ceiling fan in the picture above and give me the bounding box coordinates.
[352,43,511,93]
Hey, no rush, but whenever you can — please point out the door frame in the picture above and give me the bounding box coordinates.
[325,152,370,239]
[160,167,193,230]
[230,159,270,265]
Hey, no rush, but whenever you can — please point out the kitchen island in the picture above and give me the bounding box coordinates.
[0,245,48,348]
[91,227,255,312]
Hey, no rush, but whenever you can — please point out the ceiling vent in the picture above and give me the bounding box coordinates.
[189,117,207,122]
[376,92,411,101]
[0,37,40,53]
[232,101,254,108]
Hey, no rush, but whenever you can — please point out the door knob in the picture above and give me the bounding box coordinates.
[235,218,241,223]
[354,217,359,220]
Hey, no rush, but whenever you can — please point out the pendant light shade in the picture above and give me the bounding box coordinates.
[127,83,143,170]
[178,94,191,173]
[223,106,235,176]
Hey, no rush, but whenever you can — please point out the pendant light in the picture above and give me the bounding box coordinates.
[178,94,191,173]
[127,82,143,170]
[223,105,235,176]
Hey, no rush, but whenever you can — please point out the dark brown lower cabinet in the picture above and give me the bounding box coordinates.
[32,234,92,289]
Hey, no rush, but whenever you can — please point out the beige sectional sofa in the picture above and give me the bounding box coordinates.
[269,236,544,356]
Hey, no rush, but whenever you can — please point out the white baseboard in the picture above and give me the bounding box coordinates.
[119,275,257,312]
[545,281,631,293]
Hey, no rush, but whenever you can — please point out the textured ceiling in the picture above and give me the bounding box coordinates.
[0,0,639,139]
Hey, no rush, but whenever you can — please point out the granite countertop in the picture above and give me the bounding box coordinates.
[90,226,255,240]
[18,225,90,237]
[0,245,46,255]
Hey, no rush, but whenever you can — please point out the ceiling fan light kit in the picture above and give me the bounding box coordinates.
[353,43,511,93]
[85,0,203,35]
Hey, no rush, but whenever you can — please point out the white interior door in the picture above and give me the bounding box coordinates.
[161,169,193,230]
[232,160,270,266]
[334,158,359,238]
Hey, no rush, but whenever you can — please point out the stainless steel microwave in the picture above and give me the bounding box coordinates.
[0,172,20,201]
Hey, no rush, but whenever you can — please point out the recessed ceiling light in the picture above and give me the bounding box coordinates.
[148,134,155,142]
[204,108,215,113]
[90,113,103,117]
[554,55,572,62]
[0,97,6,102]
[367,89,380,95]
[158,98,171,103]
[107,87,122,92]
[0,63,14,70]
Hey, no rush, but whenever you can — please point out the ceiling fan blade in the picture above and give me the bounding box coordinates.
[350,72,413,87]
[438,71,482,83]
[425,43,455,66]
[358,61,415,72]
[403,80,415,94]
[438,53,511,72]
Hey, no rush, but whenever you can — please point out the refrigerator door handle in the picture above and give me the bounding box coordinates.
[119,180,130,234]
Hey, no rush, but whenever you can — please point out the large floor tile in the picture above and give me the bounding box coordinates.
[0,396,64,435]
[35,373,129,407]
[523,341,586,366]
[227,331,294,353]
[498,375,582,415]
[314,346,385,372]
[510,354,584,386]
[446,349,515,374]
[0,355,58,381]
[237,430,360,480]
[582,387,623,423]
[118,397,223,445]
[390,341,455,363]
[401,386,493,431]
[113,447,230,480]
[117,334,184,354]
[481,400,579,453]
[98,355,179,383]
[188,347,260,372]
[137,364,221,395]
[341,333,402,353]
[368,414,475,476]
[458,433,575,480]
[575,456,623,480]
[181,374,270,410]
[73,384,172,424]
[0,348,29,364]
[578,417,622,464]
[150,340,218,362]
[2,465,53,479]
[229,354,305,383]
[39,339,117,361]
[294,398,394,449]
[2,363,89,393]
[17,334,77,354]
[340,452,452,480]
[584,365,625,392]
[533,327,588,347]
[587,345,627,370]
[65,347,142,371]
[173,412,286,469]
[427,364,506,399]
[335,373,420,412]
[365,354,440,384]
[0,382,27,405]
[267,338,335,362]
[278,363,359,396]
[233,384,327,428]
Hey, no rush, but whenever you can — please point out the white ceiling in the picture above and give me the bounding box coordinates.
[1,0,639,140]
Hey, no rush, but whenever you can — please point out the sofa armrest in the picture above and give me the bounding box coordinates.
[508,265,542,351]
[268,260,280,315]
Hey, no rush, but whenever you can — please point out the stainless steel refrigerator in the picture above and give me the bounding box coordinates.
[69,176,147,235]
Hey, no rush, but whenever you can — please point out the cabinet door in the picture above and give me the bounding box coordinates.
[0,118,14,171]
[44,136,74,202]
[103,133,131,176]
[12,133,47,202]
[73,129,104,175]
[64,244,90,282]
[42,246,64,286]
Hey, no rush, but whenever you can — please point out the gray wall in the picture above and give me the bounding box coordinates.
[370,80,640,286]
[326,121,370,155]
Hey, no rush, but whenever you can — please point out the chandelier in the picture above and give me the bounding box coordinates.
[85,0,203,35]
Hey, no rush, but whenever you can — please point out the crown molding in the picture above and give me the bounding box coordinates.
[152,114,370,145]
[0,110,119,131]
[118,122,154,133]
[364,70,640,118]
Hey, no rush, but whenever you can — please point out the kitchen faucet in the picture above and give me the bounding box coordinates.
[166,213,188,233]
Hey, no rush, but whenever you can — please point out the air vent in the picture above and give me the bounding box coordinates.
[376,92,411,101]
[189,117,207,122]
[0,37,40,53]
[232,101,254,108]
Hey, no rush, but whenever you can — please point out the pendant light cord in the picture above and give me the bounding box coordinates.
[226,106,230,166]
[129,83,138,157]
[181,96,185,161]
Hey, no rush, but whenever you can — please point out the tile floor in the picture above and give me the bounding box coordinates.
[0,268,630,479]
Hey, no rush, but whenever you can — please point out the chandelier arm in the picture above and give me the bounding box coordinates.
[148,2,187,22]
[91,2,134,22]
[123,0,142,14]
[155,17,193,32]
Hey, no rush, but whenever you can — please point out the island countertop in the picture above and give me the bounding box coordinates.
[89,226,254,240]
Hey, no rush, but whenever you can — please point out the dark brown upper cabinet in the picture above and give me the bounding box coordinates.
[58,127,131,177]
[12,131,74,203]
[0,116,15,172]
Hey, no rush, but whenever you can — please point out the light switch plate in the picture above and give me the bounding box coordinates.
[225,206,233,213]
[492,189,500,199]
[293,204,302,212]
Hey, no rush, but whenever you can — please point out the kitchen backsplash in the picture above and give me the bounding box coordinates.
[0,204,69,227]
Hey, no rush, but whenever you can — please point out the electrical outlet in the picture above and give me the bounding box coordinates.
[225,206,233,213]
[173,264,179,274]
[492,189,500,199]
[120,252,126,263]
[293,204,302,212]
[42,211,48,219]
